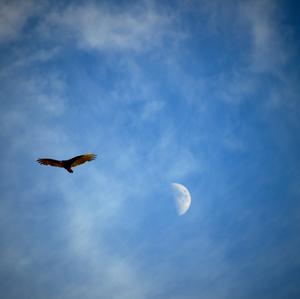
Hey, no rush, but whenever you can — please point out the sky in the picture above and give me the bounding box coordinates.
[0,0,300,298]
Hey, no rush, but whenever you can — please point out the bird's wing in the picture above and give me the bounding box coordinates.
[37,158,63,168]
[69,153,97,167]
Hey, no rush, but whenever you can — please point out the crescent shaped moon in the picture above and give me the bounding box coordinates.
[171,183,192,215]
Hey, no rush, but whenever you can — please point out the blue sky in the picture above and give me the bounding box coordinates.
[0,0,300,298]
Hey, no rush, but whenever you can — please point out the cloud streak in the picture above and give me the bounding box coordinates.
[45,1,177,52]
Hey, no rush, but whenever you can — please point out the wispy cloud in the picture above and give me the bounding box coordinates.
[240,0,293,74]
[1,1,299,299]
[45,1,177,52]
[0,0,35,43]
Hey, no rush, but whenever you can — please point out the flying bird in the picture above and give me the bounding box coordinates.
[37,153,96,173]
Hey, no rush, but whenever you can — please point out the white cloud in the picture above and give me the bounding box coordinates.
[46,2,175,52]
[239,0,292,74]
[0,69,70,167]
[186,0,292,75]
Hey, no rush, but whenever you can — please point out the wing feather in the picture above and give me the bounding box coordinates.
[69,153,97,167]
[37,158,63,168]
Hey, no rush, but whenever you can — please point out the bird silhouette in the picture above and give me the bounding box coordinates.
[37,153,96,173]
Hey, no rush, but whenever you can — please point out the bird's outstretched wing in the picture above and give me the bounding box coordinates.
[37,158,63,168]
[68,153,97,167]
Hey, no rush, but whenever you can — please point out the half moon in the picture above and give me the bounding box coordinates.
[171,183,192,215]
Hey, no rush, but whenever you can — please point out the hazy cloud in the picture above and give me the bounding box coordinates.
[0,0,35,43]
[46,2,176,52]
[240,0,293,74]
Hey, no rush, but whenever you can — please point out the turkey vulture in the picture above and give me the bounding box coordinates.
[37,153,96,173]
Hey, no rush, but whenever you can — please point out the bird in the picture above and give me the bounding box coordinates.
[37,153,96,173]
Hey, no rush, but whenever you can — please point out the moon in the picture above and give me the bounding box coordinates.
[171,183,192,215]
